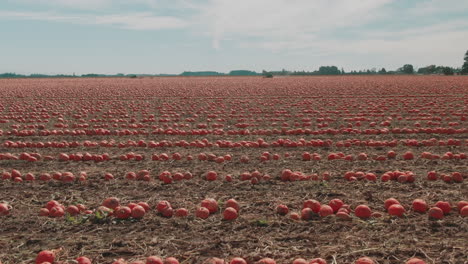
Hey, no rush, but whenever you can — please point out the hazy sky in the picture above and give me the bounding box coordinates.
[1,0,468,74]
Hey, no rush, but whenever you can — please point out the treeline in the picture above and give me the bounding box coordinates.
[0,73,78,78]
[1,50,467,78]
[180,70,260,76]
[0,70,261,78]
[0,66,460,79]
[263,64,462,77]
[0,73,142,78]
[264,50,468,76]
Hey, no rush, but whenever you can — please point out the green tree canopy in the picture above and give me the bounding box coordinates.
[229,70,259,76]
[399,64,414,74]
[417,65,436,74]
[461,50,468,74]
[442,67,454,75]
[318,66,341,75]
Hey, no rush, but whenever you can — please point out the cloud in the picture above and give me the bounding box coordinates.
[5,0,395,48]
[9,0,197,10]
[94,13,187,30]
[195,0,394,50]
[9,0,114,9]
[188,0,468,69]
[1,0,468,67]
[0,11,188,30]
[407,0,468,16]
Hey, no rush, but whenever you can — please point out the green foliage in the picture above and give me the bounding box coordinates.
[463,64,468,74]
[91,210,111,224]
[417,65,437,74]
[399,64,414,74]
[262,70,274,78]
[0,73,24,78]
[442,67,454,75]
[262,69,290,76]
[229,70,259,76]
[3,50,468,78]
[180,71,224,76]
[81,73,101,77]
[319,181,329,187]
[65,214,77,223]
[253,219,269,226]
[418,65,456,75]
[318,66,341,75]
[0,72,76,78]
[65,214,87,224]
[461,50,468,74]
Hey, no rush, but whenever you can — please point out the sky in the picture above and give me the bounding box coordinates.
[0,0,468,75]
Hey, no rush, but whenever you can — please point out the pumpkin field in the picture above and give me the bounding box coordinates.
[0,76,467,264]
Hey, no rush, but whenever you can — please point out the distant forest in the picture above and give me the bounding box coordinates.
[0,70,259,78]
[2,50,467,78]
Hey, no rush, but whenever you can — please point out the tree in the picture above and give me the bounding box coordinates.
[378,68,387,74]
[229,70,258,76]
[399,64,414,74]
[417,65,436,74]
[442,67,454,75]
[180,71,223,76]
[318,66,340,75]
[461,50,468,74]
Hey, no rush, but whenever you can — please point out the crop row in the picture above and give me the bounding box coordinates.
[29,250,431,264]
[3,138,467,149]
[1,150,466,163]
[3,126,468,137]
[1,169,466,184]
[2,112,465,126]
[2,197,467,221]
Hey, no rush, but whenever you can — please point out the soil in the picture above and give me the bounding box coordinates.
[0,76,467,264]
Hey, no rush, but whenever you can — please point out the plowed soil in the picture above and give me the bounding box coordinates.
[0,76,467,264]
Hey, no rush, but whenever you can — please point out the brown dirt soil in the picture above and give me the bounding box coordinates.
[0,76,467,264]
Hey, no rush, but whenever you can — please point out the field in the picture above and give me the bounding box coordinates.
[0,76,467,264]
